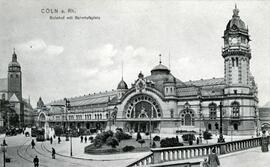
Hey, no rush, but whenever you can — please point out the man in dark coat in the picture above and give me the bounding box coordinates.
[50,137,53,144]
[84,136,87,143]
[31,139,35,149]
[208,148,220,167]
[261,130,269,152]
[81,136,83,143]
[52,147,56,159]
[33,155,39,167]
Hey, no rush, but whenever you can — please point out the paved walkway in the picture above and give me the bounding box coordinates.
[42,136,150,162]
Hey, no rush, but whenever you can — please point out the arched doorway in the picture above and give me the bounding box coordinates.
[124,94,162,133]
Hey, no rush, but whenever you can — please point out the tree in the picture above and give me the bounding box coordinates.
[138,139,145,148]
[106,136,119,148]
[203,131,212,144]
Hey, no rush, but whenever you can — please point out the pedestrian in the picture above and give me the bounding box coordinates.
[33,155,39,167]
[31,139,35,149]
[84,136,87,143]
[197,137,200,145]
[200,157,209,167]
[208,148,220,167]
[3,139,7,146]
[50,137,53,144]
[80,135,83,143]
[58,136,61,144]
[261,130,269,152]
[52,147,56,159]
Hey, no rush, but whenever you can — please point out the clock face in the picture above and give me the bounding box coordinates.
[232,38,238,44]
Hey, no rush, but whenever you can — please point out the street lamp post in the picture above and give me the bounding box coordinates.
[218,101,225,143]
[149,109,152,148]
[70,132,73,157]
[199,97,202,144]
[1,140,7,167]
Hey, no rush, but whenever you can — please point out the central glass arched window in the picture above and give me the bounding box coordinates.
[125,94,162,119]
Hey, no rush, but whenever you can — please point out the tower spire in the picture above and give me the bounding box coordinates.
[12,48,17,62]
[169,51,171,69]
[121,59,124,80]
[159,54,162,64]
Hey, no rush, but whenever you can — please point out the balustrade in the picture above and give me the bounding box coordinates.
[128,137,262,167]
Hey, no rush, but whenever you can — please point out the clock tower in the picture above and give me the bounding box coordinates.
[8,49,22,100]
[222,5,252,95]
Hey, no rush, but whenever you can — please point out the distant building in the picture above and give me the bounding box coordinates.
[39,6,259,135]
[0,50,34,127]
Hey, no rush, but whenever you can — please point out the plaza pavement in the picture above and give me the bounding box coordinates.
[1,134,269,167]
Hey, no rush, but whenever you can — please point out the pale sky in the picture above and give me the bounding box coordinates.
[0,0,269,107]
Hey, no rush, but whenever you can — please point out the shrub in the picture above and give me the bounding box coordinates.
[116,128,123,132]
[136,132,142,141]
[115,131,132,141]
[106,136,119,148]
[54,126,63,136]
[122,145,135,152]
[160,137,184,148]
[93,138,103,148]
[203,131,212,143]
[182,134,195,142]
[153,135,160,141]
[138,139,145,147]
[78,128,86,136]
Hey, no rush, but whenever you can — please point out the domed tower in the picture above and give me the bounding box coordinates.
[8,49,22,100]
[150,54,176,96]
[222,5,252,95]
[117,78,128,99]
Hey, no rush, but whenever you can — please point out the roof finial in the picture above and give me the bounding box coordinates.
[13,48,16,54]
[159,54,162,64]
[233,4,239,17]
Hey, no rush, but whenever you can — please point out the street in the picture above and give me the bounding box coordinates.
[0,134,146,167]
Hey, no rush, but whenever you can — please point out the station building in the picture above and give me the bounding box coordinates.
[38,6,259,135]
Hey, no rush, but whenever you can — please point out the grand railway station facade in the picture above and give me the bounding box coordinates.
[38,6,259,135]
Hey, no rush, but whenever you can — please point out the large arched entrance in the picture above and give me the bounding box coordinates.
[124,94,162,133]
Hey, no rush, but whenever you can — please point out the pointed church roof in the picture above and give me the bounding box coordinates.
[9,93,19,102]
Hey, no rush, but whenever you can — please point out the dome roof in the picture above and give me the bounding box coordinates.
[9,51,21,68]
[226,5,246,30]
[151,63,170,75]
[8,61,21,68]
[117,79,128,89]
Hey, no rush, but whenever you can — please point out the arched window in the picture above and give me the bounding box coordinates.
[208,123,212,130]
[231,101,240,117]
[180,108,195,126]
[233,123,238,130]
[209,103,217,119]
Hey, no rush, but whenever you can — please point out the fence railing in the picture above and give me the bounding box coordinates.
[127,137,262,167]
